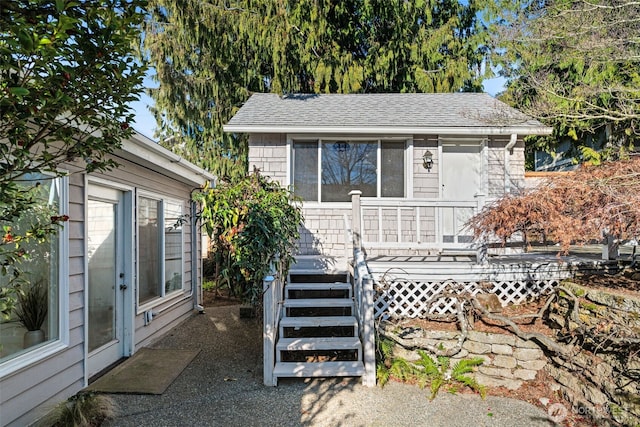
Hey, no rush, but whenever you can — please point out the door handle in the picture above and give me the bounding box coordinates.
[120,284,128,291]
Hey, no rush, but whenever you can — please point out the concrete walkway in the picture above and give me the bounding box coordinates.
[105,304,553,427]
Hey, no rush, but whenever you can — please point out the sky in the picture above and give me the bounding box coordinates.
[128,75,508,142]
[129,74,158,140]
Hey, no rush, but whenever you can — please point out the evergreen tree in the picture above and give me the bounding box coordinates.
[142,0,496,180]
[495,0,640,164]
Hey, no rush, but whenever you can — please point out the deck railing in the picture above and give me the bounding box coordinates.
[350,190,482,251]
[351,246,376,386]
[262,261,285,386]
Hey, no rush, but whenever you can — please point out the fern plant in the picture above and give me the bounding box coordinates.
[376,338,399,387]
[450,358,486,399]
[376,341,485,400]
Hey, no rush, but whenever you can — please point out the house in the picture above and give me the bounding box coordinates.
[224,93,579,386]
[224,93,552,263]
[0,131,214,427]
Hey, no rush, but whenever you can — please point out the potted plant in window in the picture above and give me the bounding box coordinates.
[14,280,48,348]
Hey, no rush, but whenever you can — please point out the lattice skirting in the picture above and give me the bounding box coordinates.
[374,279,559,319]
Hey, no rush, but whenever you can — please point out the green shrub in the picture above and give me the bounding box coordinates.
[195,172,303,307]
[202,280,217,292]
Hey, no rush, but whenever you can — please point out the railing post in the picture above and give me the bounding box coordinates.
[263,274,276,386]
[476,242,488,265]
[361,274,376,386]
[602,232,619,261]
[354,248,376,387]
[350,190,362,250]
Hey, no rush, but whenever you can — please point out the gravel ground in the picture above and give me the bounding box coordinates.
[104,305,554,427]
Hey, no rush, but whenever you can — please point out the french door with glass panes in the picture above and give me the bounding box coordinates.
[87,183,131,377]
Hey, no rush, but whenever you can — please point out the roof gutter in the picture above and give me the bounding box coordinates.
[505,133,518,153]
[223,124,553,136]
[121,131,216,186]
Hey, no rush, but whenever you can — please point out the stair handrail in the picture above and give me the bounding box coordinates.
[263,259,285,386]
[352,246,376,386]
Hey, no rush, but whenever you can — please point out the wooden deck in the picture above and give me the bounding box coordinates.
[290,245,630,281]
[366,248,622,283]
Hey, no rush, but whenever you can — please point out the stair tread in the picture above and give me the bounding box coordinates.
[274,361,365,377]
[283,298,354,308]
[286,282,351,289]
[277,337,361,350]
[280,316,357,327]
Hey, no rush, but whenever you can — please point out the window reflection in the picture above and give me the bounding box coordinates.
[321,141,377,202]
[0,174,61,362]
[292,140,405,202]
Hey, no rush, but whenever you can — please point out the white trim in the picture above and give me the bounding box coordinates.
[285,137,291,187]
[59,174,70,349]
[83,173,89,386]
[225,124,553,136]
[481,138,488,205]
[87,176,135,193]
[0,341,69,377]
[406,138,414,197]
[120,132,215,186]
[376,140,381,198]
[85,180,134,379]
[122,190,134,357]
[290,137,411,203]
[316,141,322,203]
[288,133,411,141]
[437,139,444,199]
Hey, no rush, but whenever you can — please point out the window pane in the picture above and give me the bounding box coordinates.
[87,200,116,352]
[322,141,377,202]
[0,174,60,362]
[138,197,161,303]
[293,142,318,201]
[381,141,405,197]
[164,201,183,294]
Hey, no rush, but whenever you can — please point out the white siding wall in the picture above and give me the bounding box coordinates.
[0,155,201,427]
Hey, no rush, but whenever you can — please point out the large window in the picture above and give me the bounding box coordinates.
[138,195,184,305]
[0,174,64,364]
[292,140,405,202]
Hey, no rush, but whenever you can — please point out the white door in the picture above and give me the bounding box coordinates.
[441,142,482,244]
[87,185,128,377]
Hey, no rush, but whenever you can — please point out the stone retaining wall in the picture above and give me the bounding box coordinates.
[393,329,547,390]
[544,281,640,427]
[389,278,640,426]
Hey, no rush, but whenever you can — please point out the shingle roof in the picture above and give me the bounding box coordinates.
[224,93,552,136]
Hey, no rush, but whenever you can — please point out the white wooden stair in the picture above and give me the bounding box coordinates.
[273,274,365,381]
[273,361,365,378]
[285,282,352,297]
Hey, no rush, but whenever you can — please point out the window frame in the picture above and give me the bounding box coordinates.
[0,173,69,376]
[135,191,186,313]
[289,136,411,204]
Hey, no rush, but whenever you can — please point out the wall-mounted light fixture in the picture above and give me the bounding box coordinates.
[422,150,433,171]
